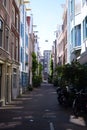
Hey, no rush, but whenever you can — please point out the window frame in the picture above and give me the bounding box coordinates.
[5,27,9,52]
[0,19,4,48]
[11,33,15,59]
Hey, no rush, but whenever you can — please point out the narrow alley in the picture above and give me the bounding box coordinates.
[0,83,87,130]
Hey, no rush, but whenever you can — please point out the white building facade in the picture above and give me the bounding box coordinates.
[20,3,29,94]
[68,0,87,64]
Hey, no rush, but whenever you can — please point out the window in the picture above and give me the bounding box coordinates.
[12,6,15,25]
[16,38,18,61]
[21,47,22,62]
[83,17,87,40]
[26,34,28,47]
[75,24,81,46]
[71,0,74,14]
[75,0,81,15]
[71,29,73,47]
[5,28,9,51]
[20,23,24,39]
[3,0,6,7]
[25,53,28,63]
[82,0,87,6]
[16,14,19,31]
[86,17,87,37]
[11,33,15,59]
[0,20,3,47]
[3,0,9,12]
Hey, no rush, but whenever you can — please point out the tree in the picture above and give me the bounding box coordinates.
[32,52,42,87]
[32,52,38,76]
[50,58,53,78]
[38,62,43,76]
[48,55,53,83]
[53,60,87,90]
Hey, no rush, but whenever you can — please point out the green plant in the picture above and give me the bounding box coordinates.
[32,75,42,87]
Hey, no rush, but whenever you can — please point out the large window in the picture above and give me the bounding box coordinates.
[5,28,9,51]
[75,24,81,46]
[71,24,81,48]
[0,20,3,47]
[83,16,87,40]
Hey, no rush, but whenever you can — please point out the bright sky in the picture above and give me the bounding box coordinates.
[28,0,66,55]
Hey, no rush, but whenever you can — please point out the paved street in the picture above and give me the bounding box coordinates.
[0,83,87,130]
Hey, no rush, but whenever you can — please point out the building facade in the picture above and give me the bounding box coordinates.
[43,50,51,81]
[64,0,87,65]
[20,3,29,94]
[68,0,87,64]
[79,0,87,64]
[56,25,64,66]
[55,3,67,66]
[28,14,34,86]
[62,5,67,64]
[68,0,81,62]
[0,0,20,106]
[11,0,20,99]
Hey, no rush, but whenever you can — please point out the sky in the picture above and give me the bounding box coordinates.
[27,0,66,55]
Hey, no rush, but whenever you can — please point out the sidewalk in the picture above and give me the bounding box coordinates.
[0,90,34,128]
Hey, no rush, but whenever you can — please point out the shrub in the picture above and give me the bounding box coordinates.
[53,76,59,87]
[32,75,42,88]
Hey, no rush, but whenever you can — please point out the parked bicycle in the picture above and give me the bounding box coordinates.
[56,86,77,107]
[72,88,87,116]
